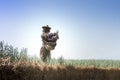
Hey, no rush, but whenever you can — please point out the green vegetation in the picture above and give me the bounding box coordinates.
[0,41,28,61]
[1,40,120,80]
[47,58,120,68]
[1,40,120,68]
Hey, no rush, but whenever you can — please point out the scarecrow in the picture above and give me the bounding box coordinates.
[40,25,59,62]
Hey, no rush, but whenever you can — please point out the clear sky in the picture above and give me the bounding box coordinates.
[0,0,120,59]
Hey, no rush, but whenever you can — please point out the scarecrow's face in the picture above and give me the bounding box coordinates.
[43,28,50,33]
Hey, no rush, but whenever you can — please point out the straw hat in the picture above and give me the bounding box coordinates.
[42,25,51,29]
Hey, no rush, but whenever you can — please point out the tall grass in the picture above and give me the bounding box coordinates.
[0,58,120,80]
[1,41,120,80]
[46,59,120,68]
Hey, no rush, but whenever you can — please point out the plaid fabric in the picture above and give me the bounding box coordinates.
[47,32,59,42]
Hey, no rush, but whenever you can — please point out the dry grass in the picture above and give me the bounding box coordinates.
[0,58,120,80]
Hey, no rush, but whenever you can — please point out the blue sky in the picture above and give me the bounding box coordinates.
[0,0,120,59]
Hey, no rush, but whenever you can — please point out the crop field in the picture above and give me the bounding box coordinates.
[0,58,120,80]
[0,41,120,80]
[49,58,120,68]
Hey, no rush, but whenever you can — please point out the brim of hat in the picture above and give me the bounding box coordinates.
[42,26,51,29]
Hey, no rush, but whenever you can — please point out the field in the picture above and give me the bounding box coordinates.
[0,41,120,80]
[0,58,120,80]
